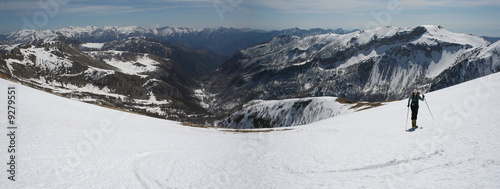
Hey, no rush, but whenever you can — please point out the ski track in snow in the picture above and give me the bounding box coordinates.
[1,72,500,188]
[131,150,178,188]
[309,149,443,174]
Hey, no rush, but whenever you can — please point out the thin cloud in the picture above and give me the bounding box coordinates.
[0,0,179,16]
[243,0,386,14]
[60,5,177,16]
[401,0,500,9]
[0,1,46,11]
[242,0,499,14]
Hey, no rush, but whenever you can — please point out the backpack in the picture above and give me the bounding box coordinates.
[411,93,420,107]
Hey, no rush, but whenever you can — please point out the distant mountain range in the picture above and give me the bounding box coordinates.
[0,26,354,56]
[206,25,500,121]
[0,26,354,123]
[482,36,500,43]
[1,25,498,127]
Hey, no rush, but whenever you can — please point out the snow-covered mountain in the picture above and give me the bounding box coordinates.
[482,36,500,43]
[432,41,500,90]
[0,25,357,124]
[219,97,385,128]
[0,26,354,56]
[207,25,497,116]
[0,37,223,122]
[2,70,500,188]
[1,25,498,127]
[0,26,200,43]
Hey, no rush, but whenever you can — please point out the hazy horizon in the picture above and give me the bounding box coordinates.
[1,0,499,37]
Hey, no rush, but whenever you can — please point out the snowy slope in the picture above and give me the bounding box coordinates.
[220,97,384,128]
[431,40,500,91]
[86,50,161,76]
[1,72,500,188]
[238,25,488,69]
[81,42,105,49]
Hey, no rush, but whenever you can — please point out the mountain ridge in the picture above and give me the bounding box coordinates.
[206,25,497,119]
[1,25,499,127]
[0,36,221,123]
[0,25,356,56]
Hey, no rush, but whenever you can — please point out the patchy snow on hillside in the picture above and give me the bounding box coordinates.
[194,89,210,109]
[11,46,74,73]
[0,43,20,52]
[88,51,160,76]
[84,66,115,80]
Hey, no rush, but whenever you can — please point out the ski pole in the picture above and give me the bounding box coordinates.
[405,105,409,130]
[424,97,434,120]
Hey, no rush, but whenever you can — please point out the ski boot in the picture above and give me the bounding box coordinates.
[411,119,418,129]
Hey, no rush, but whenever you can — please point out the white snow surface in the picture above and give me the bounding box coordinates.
[222,97,374,128]
[84,66,115,80]
[0,43,21,52]
[12,46,73,72]
[425,48,464,77]
[1,72,500,188]
[88,51,160,76]
[478,40,500,59]
[241,25,489,70]
[81,43,105,49]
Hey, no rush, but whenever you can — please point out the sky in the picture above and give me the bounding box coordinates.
[0,0,499,36]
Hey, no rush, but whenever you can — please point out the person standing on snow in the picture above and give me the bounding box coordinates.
[407,89,425,129]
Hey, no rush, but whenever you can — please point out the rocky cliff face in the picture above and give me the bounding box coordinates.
[219,97,384,129]
[207,26,495,116]
[431,41,500,91]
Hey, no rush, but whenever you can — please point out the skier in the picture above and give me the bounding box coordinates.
[407,89,425,129]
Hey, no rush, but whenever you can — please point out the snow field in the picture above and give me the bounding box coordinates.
[0,72,499,188]
[81,43,105,49]
[87,51,160,76]
[10,47,73,73]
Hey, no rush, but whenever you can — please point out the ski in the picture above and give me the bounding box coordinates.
[406,127,422,132]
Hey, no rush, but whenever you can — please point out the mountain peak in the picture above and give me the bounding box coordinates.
[419,24,444,31]
[207,24,497,112]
